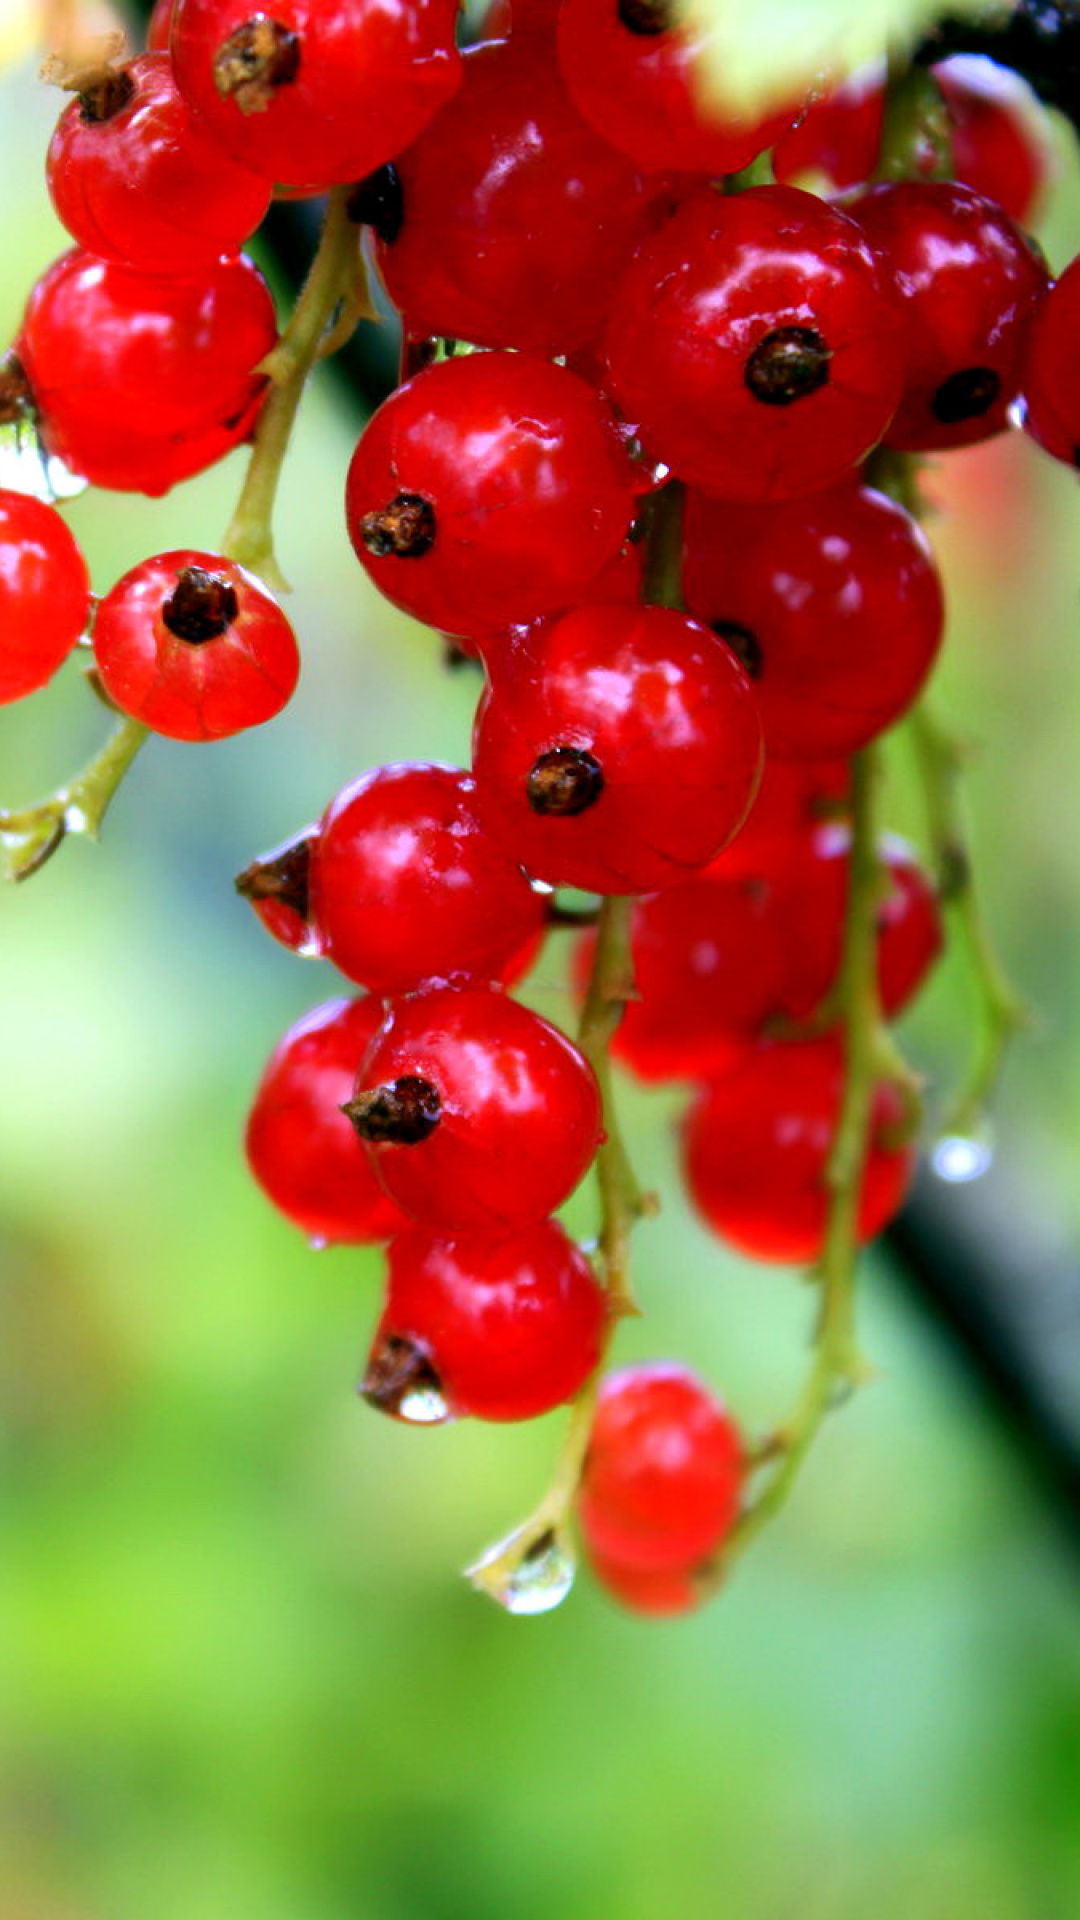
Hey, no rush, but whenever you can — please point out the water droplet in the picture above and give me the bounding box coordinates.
[0,420,86,502]
[307,1234,329,1252]
[932,1127,994,1184]
[296,931,324,959]
[471,1527,576,1616]
[62,803,90,835]
[396,1378,449,1424]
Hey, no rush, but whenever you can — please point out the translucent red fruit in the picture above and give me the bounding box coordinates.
[574,824,941,1084]
[579,1364,743,1571]
[16,248,276,495]
[169,0,462,190]
[345,984,602,1228]
[725,756,851,873]
[46,53,273,273]
[308,762,545,996]
[245,997,405,1245]
[472,604,763,895]
[556,0,799,175]
[682,481,944,761]
[850,180,1048,451]
[92,551,299,740]
[345,351,636,633]
[147,0,175,48]
[602,186,904,503]
[682,1039,915,1264]
[373,35,659,357]
[235,824,322,956]
[362,1222,607,1422]
[1020,254,1080,466]
[0,490,91,704]
[587,1551,701,1617]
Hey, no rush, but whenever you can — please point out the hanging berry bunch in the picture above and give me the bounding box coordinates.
[1,0,1067,1618]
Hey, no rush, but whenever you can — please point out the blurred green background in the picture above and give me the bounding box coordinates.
[4,26,1080,1920]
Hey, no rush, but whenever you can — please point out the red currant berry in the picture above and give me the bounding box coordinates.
[17,248,276,495]
[682,1038,914,1264]
[1019,253,1080,467]
[725,756,851,873]
[309,763,546,996]
[344,983,602,1228]
[345,352,636,633]
[682,481,944,760]
[92,551,298,741]
[556,0,799,174]
[170,0,462,189]
[0,489,91,703]
[245,997,405,1245]
[935,56,1054,227]
[472,604,763,895]
[46,53,273,274]
[772,63,885,193]
[850,180,1048,451]
[586,1549,701,1616]
[373,36,659,358]
[147,0,175,48]
[234,824,322,955]
[362,1221,606,1422]
[602,186,904,502]
[578,1363,742,1571]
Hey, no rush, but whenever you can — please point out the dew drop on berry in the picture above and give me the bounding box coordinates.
[931,1126,994,1184]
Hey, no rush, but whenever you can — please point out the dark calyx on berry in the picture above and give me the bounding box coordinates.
[343,1075,442,1144]
[0,352,33,426]
[527,747,605,817]
[361,1334,446,1419]
[214,15,302,114]
[745,327,832,406]
[347,164,404,245]
[618,0,670,35]
[359,492,437,559]
[234,835,311,917]
[931,366,1002,423]
[77,67,136,123]
[162,567,239,644]
[712,621,763,679]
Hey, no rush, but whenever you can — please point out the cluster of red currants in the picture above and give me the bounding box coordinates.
[1,0,1076,1613]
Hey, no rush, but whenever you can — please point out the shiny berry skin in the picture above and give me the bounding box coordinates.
[17,249,276,495]
[92,550,299,741]
[472,605,763,895]
[374,36,658,358]
[0,490,91,704]
[850,181,1048,452]
[725,756,851,873]
[169,0,462,189]
[362,1221,606,1422]
[574,825,940,1083]
[147,0,175,48]
[345,352,636,633]
[603,186,904,503]
[682,481,944,761]
[46,53,273,274]
[1020,254,1080,466]
[245,997,405,1245]
[682,1039,914,1264]
[578,1364,743,1572]
[556,0,799,175]
[345,983,602,1228]
[309,763,545,996]
[235,824,322,955]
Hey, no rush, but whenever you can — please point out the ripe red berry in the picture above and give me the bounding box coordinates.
[682,481,944,760]
[0,489,91,703]
[556,0,799,175]
[46,53,273,274]
[362,1221,607,1422]
[308,762,546,996]
[472,604,763,895]
[345,351,636,633]
[682,1039,914,1264]
[1020,253,1080,466]
[725,756,851,873]
[578,1363,743,1571]
[234,824,323,956]
[373,35,659,358]
[602,186,905,502]
[245,997,405,1245]
[586,1549,701,1616]
[147,0,175,48]
[17,248,276,495]
[850,180,1048,451]
[92,550,299,740]
[169,0,463,189]
[344,983,602,1228]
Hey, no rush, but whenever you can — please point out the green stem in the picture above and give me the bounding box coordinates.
[874,55,952,182]
[0,714,148,880]
[641,480,685,612]
[222,185,361,589]
[908,701,1028,1136]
